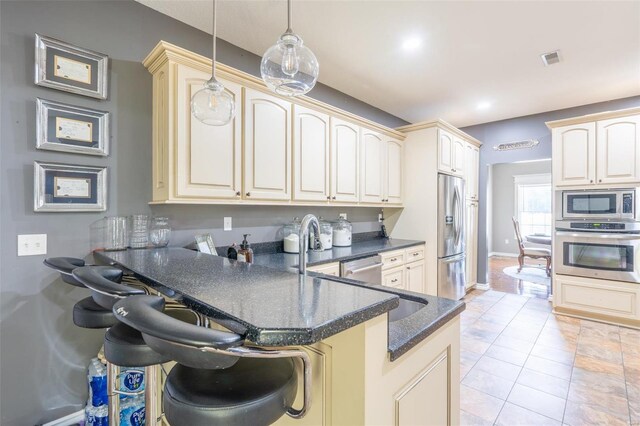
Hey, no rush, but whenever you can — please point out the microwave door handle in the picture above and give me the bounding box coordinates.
[556,231,640,240]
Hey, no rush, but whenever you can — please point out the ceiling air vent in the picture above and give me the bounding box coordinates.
[493,139,540,151]
[541,50,561,66]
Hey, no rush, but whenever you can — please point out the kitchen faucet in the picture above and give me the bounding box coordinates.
[298,214,320,275]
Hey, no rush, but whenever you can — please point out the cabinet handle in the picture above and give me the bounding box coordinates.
[452,169,456,172]
[236,191,241,196]
[246,192,251,197]
[412,252,419,256]
[391,278,398,283]
[332,196,336,200]
[390,257,397,262]
[590,180,594,183]
[327,196,331,200]
[599,179,602,183]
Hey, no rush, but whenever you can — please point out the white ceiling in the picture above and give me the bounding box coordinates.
[137,0,640,127]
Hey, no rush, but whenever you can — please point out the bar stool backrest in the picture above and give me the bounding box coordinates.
[72,266,141,309]
[43,257,87,287]
[114,295,244,369]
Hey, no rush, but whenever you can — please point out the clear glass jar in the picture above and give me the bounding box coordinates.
[149,217,171,247]
[283,217,301,253]
[90,216,128,252]
[311,219,333,250]
[332,217,352,247]
[129,214,150,249]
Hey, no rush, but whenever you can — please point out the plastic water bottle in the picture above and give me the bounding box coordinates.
[85,403,108,426]
[88,358,108,407]
[120,395,146,426]
[119,368,145,396]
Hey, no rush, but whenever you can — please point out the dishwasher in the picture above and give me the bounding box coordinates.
[340,255,383,285]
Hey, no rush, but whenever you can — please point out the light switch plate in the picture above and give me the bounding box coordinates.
[339,213,347,220]
[223,217,232,231]
[18,234,47,256]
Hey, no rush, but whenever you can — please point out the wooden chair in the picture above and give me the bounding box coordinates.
[512,217,551,277]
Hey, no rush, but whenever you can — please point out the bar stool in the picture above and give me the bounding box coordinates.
[72,266,201,426]
[113,295,312,426]
[43,257,117,329]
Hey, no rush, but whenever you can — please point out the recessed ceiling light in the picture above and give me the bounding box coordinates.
[402,37,422,51]
[476,101,492,110]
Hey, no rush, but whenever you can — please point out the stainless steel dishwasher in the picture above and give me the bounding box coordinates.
[340,255,383,285]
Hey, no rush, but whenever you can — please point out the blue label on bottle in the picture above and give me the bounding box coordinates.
[121,370,144,392]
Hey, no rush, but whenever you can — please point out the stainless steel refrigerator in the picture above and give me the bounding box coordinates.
[437,173,466,300]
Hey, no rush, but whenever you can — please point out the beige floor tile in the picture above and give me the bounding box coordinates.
[530,344,575,366]
[516,368,570,398]
[627,382,640,425]
[570,367,628,394]
[524,355,573,381]
[460,409,493,426]
[500,325,542,343]
[579,326,620,343]
[474,355,522,382]
[507,383,567,421]
[460,384,505,423]
[620,327,640,346]
[493,334,535,354]
[462,368,515,400]
[484,345,529,367]
[535,333,578,353]
[463,326,501,344]
[480,312,516,326]
[573,354,625,377]
[567,381,629,418]
[473,318,508,333]
[495,402,562,426]
[462,336,492,355]
[563,400,630,426]
[623,353,640,382]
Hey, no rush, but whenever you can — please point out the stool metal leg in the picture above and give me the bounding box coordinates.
[107,362,120,426]
[144,365,160,426]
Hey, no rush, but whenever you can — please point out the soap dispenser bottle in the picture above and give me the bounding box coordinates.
[237,234,254,263]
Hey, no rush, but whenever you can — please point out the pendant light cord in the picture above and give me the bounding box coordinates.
[211,0,217,77]
[286,0,293,34]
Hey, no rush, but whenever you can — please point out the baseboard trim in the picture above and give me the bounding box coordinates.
[475,282,491,290]
[489,252,519,258]
[43,409,84,426]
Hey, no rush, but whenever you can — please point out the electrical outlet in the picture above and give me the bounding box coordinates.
[505,239,509,245]
[18,234,47,256]
[224,217,232,231]
[378,213,383,223]
[339,213,347,220]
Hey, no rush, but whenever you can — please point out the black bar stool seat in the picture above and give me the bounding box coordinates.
[73,296,117,329]
[105,322,173,367]
[44,257,87,287]
[163,360,297,426]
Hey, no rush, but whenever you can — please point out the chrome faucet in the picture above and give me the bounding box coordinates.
[298,214,320,275]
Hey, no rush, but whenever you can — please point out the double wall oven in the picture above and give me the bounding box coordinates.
[555,187,640,283]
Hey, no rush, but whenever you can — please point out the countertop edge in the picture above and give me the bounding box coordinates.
[306,240,425,267]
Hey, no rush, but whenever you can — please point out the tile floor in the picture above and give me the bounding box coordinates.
[460,289,640,426]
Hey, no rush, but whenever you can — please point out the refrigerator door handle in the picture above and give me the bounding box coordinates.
[453,185,461,247]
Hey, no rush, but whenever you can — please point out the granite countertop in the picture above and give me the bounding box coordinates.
[95,248,399,347]
[252,237,425,271]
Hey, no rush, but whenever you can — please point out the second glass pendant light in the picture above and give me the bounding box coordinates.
[261,0,319,96]
[190,0,235,126]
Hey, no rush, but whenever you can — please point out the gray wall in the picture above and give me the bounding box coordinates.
[461,95,640,284]
[0,1,405,424]
[490,160,551,255]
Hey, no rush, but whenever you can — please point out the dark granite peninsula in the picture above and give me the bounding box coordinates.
[95,246,463,425]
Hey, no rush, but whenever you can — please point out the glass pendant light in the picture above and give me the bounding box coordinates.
[191,0,235,126]
[261,0,319,96]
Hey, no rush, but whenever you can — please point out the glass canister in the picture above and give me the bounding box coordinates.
[312,219,333,250]
[332,216,352,247]
[129,214,150,249]
[283,217,301,253]
[90,216,128,251]
[149,217,171,247]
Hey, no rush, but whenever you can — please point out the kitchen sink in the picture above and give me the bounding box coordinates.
[388,298,428,322]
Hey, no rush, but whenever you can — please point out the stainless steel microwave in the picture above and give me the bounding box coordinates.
[556,188,640,221]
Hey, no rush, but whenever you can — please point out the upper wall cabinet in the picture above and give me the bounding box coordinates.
[244,88,292,201]
[552,114,640,187]
[385,138,403,205]
[293,105,330,202]
[438,129,464,176]
[331,118,360,203]
[360,129,385,204]
[176,66,243,199]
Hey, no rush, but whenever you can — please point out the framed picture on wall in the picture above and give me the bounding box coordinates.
[34,34,109,99]
[34,161,107,212]
[36,98,110,156]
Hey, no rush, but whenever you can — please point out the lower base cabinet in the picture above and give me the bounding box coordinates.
[307,262,340,276]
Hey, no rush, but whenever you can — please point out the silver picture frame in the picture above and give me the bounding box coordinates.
[195,234,217,255]
[35,34,109,99]
[34,161,107,212]
[36,98,110,156]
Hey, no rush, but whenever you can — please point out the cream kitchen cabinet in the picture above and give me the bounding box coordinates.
[384,138,403,205]
[405,259,426,294]
[438,129,464,177]
[244,88,292,201]
[552,114,640,187]
[464,142,479,200]
[330,118,360,203]
[293,105,330,202]
[381,246,426,293]
[596,115,640,185]
[307,262,340,277]
[360,129,385,204]
[465,200,478,290]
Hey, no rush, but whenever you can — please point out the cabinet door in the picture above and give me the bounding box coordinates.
[396,352,449,426]
[438,129,454,174]
[383,266,405,289]
[405,260,425,293]
[452,138,466,177]
[385,138,403,205]
[596,116,640,185]
[293,105,330,201]
[244,88,292,201]
[176,66,242,199]
[464,143,479,200]
[360,128,384,204]
[465,201,478,289]
[330,118,359,203]
[552,123,596,187]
